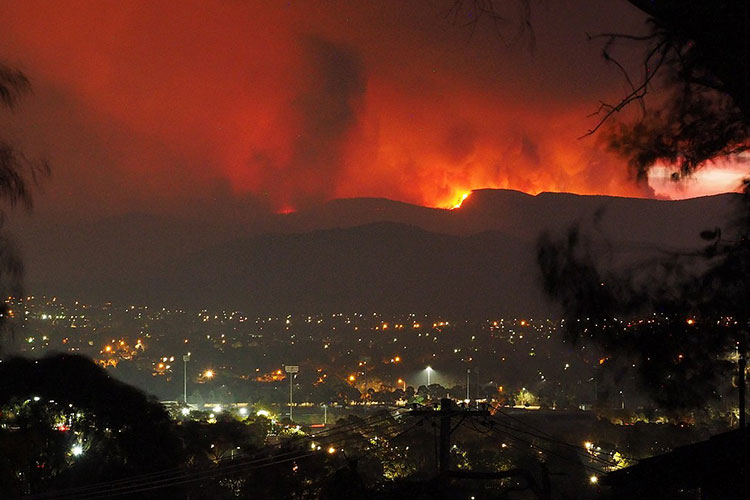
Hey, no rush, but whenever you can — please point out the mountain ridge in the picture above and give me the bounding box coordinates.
[14,189,739,315]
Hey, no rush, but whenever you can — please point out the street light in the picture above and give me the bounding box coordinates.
[182,353,190,403]
[397,378,407,392]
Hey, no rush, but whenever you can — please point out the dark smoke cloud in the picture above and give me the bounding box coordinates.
[253,36,365,210]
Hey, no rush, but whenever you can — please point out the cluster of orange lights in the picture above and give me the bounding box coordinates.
[98,338,143,368]
[255,369,286,383]
[153,355,177,375]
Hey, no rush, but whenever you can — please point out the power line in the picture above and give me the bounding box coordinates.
[73,412,422,500]
[464,419,604,476]
[53,431,382,500]
[27,408,409,500]
[485,414,618,468]
[490,405,640,463]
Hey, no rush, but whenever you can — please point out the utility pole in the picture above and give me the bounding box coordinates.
[182,354,190,404]
[285,365,299,422]
[409,398,489,474]
[739,338,746,428]
[406,399,550,500]
[466,368,471,401]
[438,401,452,475]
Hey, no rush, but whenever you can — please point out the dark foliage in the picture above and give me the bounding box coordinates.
[591,1,750,179]
[538,186,750,409]
[519,0,750,411]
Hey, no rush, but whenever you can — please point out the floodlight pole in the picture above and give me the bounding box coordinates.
[182,354,190,404]
[285,365,299,422]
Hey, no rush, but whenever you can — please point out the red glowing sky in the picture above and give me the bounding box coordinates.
[0,0,744,221]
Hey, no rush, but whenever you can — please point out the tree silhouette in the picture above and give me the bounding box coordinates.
[535,2,750,411]
[537,217,745,410]
[595,1,750,180]
[0,60,49,348]
[0,354,183,498]
[447,1,750,411]
[455,1,750,176]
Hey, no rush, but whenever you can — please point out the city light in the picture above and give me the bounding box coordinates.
[204,369,214,379]
[239,407,248,417]
[181,407,190,416]
[589,475,599,484]
[71,445,83,457]
[327,446,336,454]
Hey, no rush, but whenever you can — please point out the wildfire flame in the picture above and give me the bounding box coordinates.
[451,192,471,209]
[276,205,296,215]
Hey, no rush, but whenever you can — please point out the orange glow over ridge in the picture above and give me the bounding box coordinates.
[0,1,744,219]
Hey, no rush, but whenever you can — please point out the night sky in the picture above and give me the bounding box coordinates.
[0,0,745,225]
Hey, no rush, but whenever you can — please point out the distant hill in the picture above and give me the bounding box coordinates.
[150,222,536,316]
[13,189,739,316]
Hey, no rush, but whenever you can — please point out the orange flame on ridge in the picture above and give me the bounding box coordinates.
[450,192,471,210]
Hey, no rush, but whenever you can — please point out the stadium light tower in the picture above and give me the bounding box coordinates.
[182,353,191,404]
[285,365,299,422]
